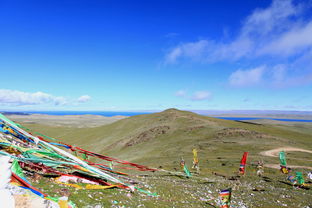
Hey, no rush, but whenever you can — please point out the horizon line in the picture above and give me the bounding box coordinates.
[1,108,312,113]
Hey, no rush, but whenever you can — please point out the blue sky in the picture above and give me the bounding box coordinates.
[0,0,312,111]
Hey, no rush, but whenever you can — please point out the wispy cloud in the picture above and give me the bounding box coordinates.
[0,89,67,106]
[0,89,93,106]
[164,0,312,87]
[174,90,212,101]
[190,91,212,101]
[229,66,265,87]
[165,40,211,64]
[77,95,91,103]
[258,21,312,56]
[174,90,186,97]
[229,63,312,88]
[165,0,310,63]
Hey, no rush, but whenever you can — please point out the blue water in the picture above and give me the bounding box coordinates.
[3,111,312,122]
[215,117,312,122]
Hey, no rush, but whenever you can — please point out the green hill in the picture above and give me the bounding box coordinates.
[19,109,312,172]
[15,109,312,207]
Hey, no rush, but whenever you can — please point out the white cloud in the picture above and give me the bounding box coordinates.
[77,95,91,103]
[174,90,186,97]
[242,0,301,37]
[0,89,67,106]
[229,66,265,87]
[259,21,312,56]
[191,91,212,101]
[165,40,211,64]
[271,64,287,84]
[54,97,68,106]
[165,47,183,64]
[164,0,312,87]
[229,64,312,88]
[164,0,312,62]
[174,90,212,101]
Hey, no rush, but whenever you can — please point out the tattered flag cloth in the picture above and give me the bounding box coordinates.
[82,153,88,160]
[183,164,192,177]
[308,172,312,180]
[73,147,157,172]
[239,152,248,175]
[109,161,114,170]
[279,151,288,174]
[192,149,199,169]
[180,158,185,170]
[11,172,46,198]
[296,172,305,185]
[56,175,100,185]
[0,113,158,201]
[287,175,296,185]
[219,188,231,208]
[180,158,191,177]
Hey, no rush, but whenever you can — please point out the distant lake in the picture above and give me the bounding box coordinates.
[215,117,312,122]
[3,111,312,122]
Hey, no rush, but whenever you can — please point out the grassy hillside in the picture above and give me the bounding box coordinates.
[20,109,312,168]
[16,109,312,207]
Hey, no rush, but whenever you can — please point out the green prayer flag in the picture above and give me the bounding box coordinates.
[82,153,88,160]
[279,151,287,166]
[183,164,192,177]
[11,159,25,179]
[35,132,57,141]
[0,113,20,128]
[135,187,158,196]
[296,172,305,185]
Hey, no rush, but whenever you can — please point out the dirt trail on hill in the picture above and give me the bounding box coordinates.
[260,147,312,157]
[260,147,312,170]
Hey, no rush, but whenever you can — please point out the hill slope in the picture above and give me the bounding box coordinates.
[14,109,312,207]
[20,108,312,172]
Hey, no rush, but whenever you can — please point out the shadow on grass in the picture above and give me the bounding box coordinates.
[278,180,293,186]
[261,176,272,182]
[212,172,240,181]
[278,180,310,190]
[205,202,217,208]
[199,181,215,185]
[157,174,189,179]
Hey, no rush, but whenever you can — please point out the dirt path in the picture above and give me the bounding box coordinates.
[260,147,312,170]
[260,147,312,157]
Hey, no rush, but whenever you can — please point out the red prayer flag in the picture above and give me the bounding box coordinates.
[239,152,248,175]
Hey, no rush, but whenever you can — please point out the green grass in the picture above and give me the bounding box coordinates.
[18,109,312,207]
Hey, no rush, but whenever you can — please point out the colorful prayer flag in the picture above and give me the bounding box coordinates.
[183,164,192,177]
[296,172,305,185]
[11,159,26,180]
[82,153,88,160]
[219,188,231,208]
[192,149,199,170]
[239,152,248,175]
[109,161,114,170]
[279,151,288,174]
[287,175,296,185]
